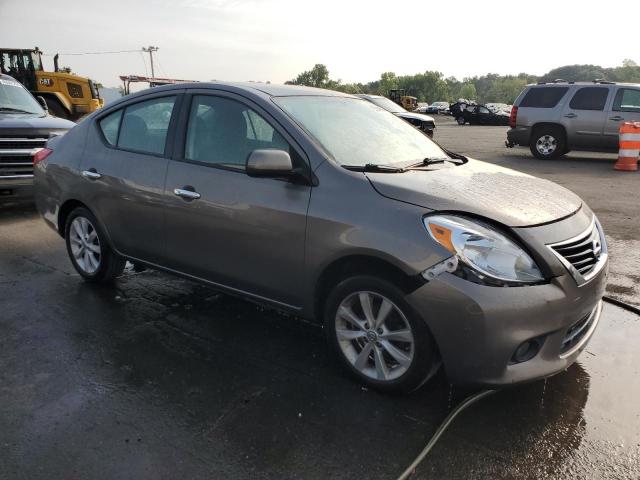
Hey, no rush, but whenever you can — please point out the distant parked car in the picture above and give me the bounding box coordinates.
[357,94,436,137]
[455,104,510,126]
[414,103,429,113]
[0,73,74,201]
[507,81,640,159]
[426,101,449,114]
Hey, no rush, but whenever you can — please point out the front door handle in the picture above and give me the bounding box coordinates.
[82,168,102,180]
[609,115,625,121]
[173,187,201,201]
[564,113,577,118]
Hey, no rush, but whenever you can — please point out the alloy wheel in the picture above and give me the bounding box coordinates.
[335,291,415,381]
[536,135,557,155]
[69,217,101,274]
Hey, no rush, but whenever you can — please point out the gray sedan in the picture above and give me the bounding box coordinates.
[34,82,607,393]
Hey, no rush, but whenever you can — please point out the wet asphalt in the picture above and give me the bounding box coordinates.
[1,123,640,479]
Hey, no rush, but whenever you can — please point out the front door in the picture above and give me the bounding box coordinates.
[603,87,640,150]
[163,92,311,308]
[561,86,610,148]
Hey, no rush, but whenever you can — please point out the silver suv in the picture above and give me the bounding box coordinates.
[506,81,640,159]
[34,82,607,393]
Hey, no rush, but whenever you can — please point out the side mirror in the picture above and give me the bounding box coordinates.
[246,149,293,178]
[36,96,48,112]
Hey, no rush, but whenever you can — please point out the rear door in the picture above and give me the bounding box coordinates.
[82,93,182,264]
[561,86,610,148]
[163,91,312,308]
[604,86,640,149]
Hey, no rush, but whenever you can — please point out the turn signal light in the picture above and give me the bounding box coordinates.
[33,148,53,165]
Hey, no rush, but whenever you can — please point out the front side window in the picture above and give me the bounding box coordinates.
[569,87,609,111]
[118,96,176,154]
[185,95,290,168]
[520,87,569,108]
[99,110,122,145]
[274,96,448,167]
[613,88,640,113]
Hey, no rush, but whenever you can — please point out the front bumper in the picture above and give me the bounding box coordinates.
[0,177,34,200]
[406,253,608,387]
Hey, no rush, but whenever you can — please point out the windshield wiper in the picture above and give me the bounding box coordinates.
[0,107,34,114]
[404,157,462,169]
[343,163,406,173]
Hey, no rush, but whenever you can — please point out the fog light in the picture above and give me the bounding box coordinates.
[510,338,542,364]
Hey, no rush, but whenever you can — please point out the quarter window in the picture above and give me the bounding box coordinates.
[99,110,122,145]
[118,96,176,154]
[569,87,609,111]
[520,87,569,108]
[185,95,290,168]
[613,88,640,113]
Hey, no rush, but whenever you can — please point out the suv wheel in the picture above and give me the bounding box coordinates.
[65,207,126,283]
[530,127,566,159]
[324,275,439,393]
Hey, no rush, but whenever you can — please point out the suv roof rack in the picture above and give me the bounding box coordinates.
[593,79,616,84]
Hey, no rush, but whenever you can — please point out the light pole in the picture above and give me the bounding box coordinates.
[142,46,159,78]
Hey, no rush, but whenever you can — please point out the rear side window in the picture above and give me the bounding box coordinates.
[99,110,122,145]
[569,87,609,111]
[184,95,290,169]
[613,88,640,112]
[520,87,569,108]
[118,96,176,154]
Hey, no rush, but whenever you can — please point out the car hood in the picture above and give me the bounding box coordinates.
[365,159,582,227]
[0,112,75,131]
[395,112,435,123]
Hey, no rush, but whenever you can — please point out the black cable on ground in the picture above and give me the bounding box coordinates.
[395,389,496,480]
[603,295,640,316]
[396,295,639,480]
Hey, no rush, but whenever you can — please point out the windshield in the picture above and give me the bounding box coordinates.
[274,96,448,167]
[366,96,406,113]
[0,78,44,114]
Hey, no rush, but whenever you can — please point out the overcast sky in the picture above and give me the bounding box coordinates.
[3,0,638,88]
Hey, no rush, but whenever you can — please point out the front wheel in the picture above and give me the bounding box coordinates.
[456,116,465,125]
[324,276,439,393]
[530,127,567,159]
[65,207,126,283]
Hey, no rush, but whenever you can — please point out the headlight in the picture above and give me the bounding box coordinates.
[424,215,543,285]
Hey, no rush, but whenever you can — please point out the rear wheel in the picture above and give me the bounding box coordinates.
[324,275,439,393]
[530,126,567,159]
[65,207,125,283]
[456,116,465,125]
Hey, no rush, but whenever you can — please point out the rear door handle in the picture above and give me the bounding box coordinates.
[173,187,201,201]
[82,168,102,180]
[609,115,625,121]
[564,113,577,118]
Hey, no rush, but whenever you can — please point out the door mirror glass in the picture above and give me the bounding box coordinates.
[36,96,48,111]
[246,149,293,177]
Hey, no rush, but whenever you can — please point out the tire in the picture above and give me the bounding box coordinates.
[64,207,125,283]
[456,116,465,125]
[530,126,567,159]
[44,97,70,120]
[324,275,439,393]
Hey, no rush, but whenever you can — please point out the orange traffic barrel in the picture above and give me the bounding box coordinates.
[614,121,640,171]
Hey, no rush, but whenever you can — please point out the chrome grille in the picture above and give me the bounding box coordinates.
[0,137,45,180]
[0,137,47,149]
[548,219,606,285]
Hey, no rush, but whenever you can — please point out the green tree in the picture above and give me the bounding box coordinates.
[286,64,332,88]
[459,83,477,101]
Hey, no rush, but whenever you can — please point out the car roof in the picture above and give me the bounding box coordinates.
[527,81,640,88]
[128,81,354,98]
